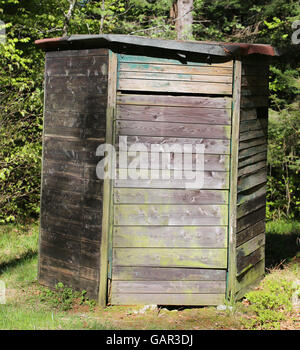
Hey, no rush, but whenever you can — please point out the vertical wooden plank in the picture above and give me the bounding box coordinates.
[99,50,117,307]
[38,54,49,283]
[227,60,242,299]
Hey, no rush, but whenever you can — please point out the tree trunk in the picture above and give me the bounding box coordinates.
[174,0,194,40]
[62,0,77,36]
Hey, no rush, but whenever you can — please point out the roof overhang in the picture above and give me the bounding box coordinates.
[35,34,280,58]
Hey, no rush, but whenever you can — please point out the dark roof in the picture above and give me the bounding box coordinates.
[35,34,279,57]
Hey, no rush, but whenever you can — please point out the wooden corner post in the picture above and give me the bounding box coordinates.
[227,59,242,300]
[99,51,118,307]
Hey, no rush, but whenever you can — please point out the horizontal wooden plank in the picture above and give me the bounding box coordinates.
[43,136,105,164]
[113,226,227,248]
[111,281,226,294]
[41,200,83,223]
[112,266,226,281]
[42,188,82,207]
[45,75,108,95]
[44,125,105,139]
[40,242,80,266]
[39,266,99,300]
[237,233,265,258]
[44,109,107,129]
[117,94,232,109]
[237,207,266,233]
[40,215,102,244]
[42,173,84,193]
[235,260,265,295]
[113,248,227,268]
[111,293,225,305]
[240,120,263,133]
[116,136,231,155]
[238,151,267,168]
[46,55,108,77]
[116,120,231,139]
[119,71,233,83]
[118,78,232,95]
[41,214,83,240]
[237,194,266,219]
[41,231,100,271]
[114,204,228,226]
[239,129,265,142]
[238,160,267,177]
[114,188,228,204]
[236,246,265,276]
[240,109,257,121]
[236,219,266,247]
[116,104,231,125]
[39,255,78,276]
[42,189,103,223]
[40,229,81,251]
[239,137,266,151]
[118,54,233,68]
[237,183,266,206]
[40,229,101,258]
[40,255,99,282]
[45,93,107,113]
[237,168,267,193]
[46,48,108,58]
[235,275,264,300]
[114,170,229,189]
[119,62,233,76]
[239,144,267,160]
[43,159,84,178]
[117,152,230,172]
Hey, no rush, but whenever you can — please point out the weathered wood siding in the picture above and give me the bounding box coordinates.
[235,59,269,298]
[110,54,233,305]
[39,49,109,299]
[117,54,233,95]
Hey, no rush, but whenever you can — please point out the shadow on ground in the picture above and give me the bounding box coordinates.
[0,251,37,274]
[265,232,300,268]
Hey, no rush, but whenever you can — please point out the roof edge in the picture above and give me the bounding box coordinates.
[34,34,280,57]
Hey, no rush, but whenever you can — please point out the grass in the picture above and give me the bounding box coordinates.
[0,219,299,330]
[265,220,300,268]
[0,221,39,268]
[241,261,300,330]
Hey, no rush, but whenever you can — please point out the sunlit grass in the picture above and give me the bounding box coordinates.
[0,220,299,330]
[0,222,39,267]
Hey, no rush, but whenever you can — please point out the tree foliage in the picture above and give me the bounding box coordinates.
[0,0,299,222]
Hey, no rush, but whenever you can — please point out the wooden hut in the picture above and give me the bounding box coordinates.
[35,35,278,306]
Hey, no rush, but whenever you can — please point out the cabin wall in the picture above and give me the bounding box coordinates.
[39,48,109,298]
[234,58,269,298]
[108,53,234,305]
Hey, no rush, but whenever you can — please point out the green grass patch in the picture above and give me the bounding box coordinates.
[1,254,38,288]
[0,221,39,269]
[0,220,299,330]
[241,261,300,330]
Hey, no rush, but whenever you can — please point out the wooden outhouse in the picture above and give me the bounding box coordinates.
[35,35,278,306]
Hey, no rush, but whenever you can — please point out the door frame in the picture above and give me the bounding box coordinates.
[99,50,118,307]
